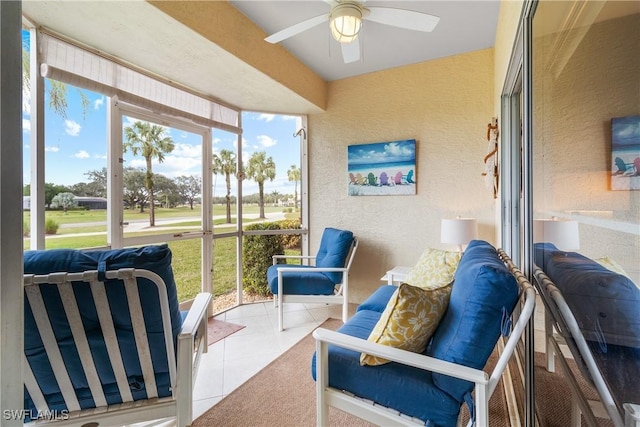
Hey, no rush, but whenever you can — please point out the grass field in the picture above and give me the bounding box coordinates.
[24,207,301,303]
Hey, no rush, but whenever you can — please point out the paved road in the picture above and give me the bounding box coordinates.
[49,212,287,238]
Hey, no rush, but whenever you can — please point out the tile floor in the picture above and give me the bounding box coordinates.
[191,300,354,420]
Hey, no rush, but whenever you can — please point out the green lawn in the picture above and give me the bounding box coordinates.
[24,208,302,303]
[23,204,286,225]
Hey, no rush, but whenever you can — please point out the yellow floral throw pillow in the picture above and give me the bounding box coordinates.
[404,248,462,289]
[360,282,452,366]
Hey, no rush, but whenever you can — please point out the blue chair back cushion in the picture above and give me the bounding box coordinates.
[267,264,338,295]
[311,310,461,426]
[315,228,354,284]
[23,244,182,418]
[427,240,519,402]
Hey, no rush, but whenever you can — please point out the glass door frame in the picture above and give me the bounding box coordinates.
[108,97,214,295]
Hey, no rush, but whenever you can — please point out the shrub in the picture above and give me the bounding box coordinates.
[23,220,30,237]
[242,222,283,296]
[45,218,59,235]
[277,218,302,249]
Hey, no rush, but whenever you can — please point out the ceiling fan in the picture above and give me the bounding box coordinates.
[264,0,440,64]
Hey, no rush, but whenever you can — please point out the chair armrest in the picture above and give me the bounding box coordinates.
[272,255,316,265]
[179,292,212,338]
[277,266,348,274]
[313,328,488,384]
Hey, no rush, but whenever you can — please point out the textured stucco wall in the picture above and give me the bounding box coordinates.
[533,13,640,281]
[308,49,495,302]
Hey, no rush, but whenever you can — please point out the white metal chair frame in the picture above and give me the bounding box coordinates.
[23,268,212,427]
[534,268,640,427]
[313,249,536,427]
[273,238,358,331]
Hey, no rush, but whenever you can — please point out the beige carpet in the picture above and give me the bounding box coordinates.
[193,318,510,427]
[534,352,614,427]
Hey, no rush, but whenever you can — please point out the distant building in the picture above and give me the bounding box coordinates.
[22,196,107,210]
[74,197,107,210]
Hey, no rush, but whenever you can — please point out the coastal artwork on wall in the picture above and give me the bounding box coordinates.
[611,115,640,191]
[347,139,417,196]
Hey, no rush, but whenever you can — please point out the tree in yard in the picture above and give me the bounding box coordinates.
[175,175,201,210]
[44,183,70,208]
[84,168,108,197]
[270,190,281,207]
[246,151,276,219]
[287,165,301,209]
[124,121,175,226]
[154,174,180,208]
[123,167,148,212]
[212,149,237,223]
[50,192,77,213]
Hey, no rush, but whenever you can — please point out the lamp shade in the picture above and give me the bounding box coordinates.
[441,218,478,250]
[533,218,580,251]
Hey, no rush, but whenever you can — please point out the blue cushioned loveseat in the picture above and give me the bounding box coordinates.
[534,243,640,426]
[312,240,536,427]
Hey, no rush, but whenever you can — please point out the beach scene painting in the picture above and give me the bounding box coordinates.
[347,139,417,196]
[611,115,640,191]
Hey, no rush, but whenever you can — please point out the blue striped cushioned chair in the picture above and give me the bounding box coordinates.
[23,244,211,426]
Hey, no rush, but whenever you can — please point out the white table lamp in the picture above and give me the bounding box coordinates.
[441,218,478,252]
[533,218,580,251]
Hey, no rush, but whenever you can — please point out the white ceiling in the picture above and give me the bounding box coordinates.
[21,0,501,113]
[231,0,501,81]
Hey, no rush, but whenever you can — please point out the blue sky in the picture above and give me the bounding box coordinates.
[347,139,416,167]
[612,115,640,148]
[22,30,302,198]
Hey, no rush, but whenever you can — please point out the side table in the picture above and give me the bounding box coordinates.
[380,265,412,285]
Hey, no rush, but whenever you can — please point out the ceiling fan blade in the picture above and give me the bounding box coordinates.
[265,14,328,44]
[341,40,360,64]
[365,7,440,32]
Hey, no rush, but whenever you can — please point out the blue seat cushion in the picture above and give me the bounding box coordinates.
[427,240,519,402]
[315,228,354,283]
[267,264,337,295]
[311,310,462,426]
[357,285,398,313]
[23,244,182,417]
[543,250,640,348]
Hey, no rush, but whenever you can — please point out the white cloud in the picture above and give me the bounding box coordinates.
[257,134,277,148]
[65,120,81,136]
[74,150,90,159]
[281,115,297,121]
[45,146,60,152]
[23,119,30,133]
[154,156,202,177]
[94,153,107,160]
[257,113,275,122]
[94,96,104,110]
[172,143,201,158]
[128,158,146,169]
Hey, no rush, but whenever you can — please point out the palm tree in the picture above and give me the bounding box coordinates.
[287,165,301,209]
[124,121,175,227]
[270,190,281,207]
[246,151,276,219]
[212,149,237,223]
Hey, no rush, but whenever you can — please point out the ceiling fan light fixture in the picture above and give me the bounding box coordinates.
[330,4,362,44]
